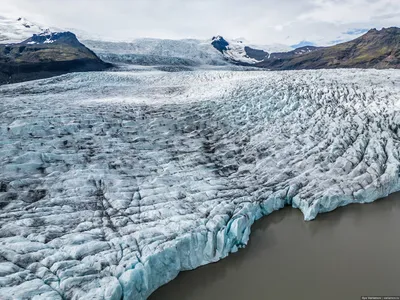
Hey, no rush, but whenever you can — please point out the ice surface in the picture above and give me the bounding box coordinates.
[83,38,230,67]
[1,69,400,299]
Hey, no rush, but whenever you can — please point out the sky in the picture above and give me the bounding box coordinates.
[1,0,400,46]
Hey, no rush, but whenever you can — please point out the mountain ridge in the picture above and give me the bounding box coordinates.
[210,28,400,70]
[0,14,399,85]
[0,31,111,85]
[252,27,400,69]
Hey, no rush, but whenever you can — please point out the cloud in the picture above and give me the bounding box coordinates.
[0,0,399,46]
[297,0,400,23]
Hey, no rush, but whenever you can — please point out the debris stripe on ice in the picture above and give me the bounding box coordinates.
[0,69,400,299]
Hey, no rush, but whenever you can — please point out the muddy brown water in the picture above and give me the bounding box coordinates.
[150,193,400,300]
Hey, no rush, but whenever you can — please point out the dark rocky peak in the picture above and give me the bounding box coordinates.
[244,46,269,61]
[363,27,400,38]
[211,35,229,53]
[212,35,226,42]
[22,31,81,46]
[366,28,378,34]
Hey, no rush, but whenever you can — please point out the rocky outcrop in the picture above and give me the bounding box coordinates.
[0,31,111,84]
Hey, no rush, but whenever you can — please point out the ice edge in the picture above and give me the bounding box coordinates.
[122,166,399,300]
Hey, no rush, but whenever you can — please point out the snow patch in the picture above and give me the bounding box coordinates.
[0,14,56,44]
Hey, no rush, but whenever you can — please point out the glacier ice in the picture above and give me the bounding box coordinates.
[1,69,400,299]
[83,38,230,67]
[82,37,292,68]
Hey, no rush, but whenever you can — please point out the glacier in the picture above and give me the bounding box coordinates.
[82,37,292,68]
[1,69,400,299]
[82,38,230,67]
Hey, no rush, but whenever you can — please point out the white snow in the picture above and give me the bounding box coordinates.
[216,36,293,64]
[0,15,54,44]
[223,43,260,63]
[231,37,293,53]
[83,38,230,66]
[1,69,400,300]
[43,39,55,44]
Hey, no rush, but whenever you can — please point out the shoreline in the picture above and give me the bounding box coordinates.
[126,184,400,299]
[150,191,400,299]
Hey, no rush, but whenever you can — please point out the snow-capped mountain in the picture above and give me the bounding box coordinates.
[22,31,82,46]
[0,14,296,67]
[0,15,53,43]
[212,35,293,64]
[0,30,110,85]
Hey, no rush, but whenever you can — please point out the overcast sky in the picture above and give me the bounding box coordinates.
[1,0,400,45]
